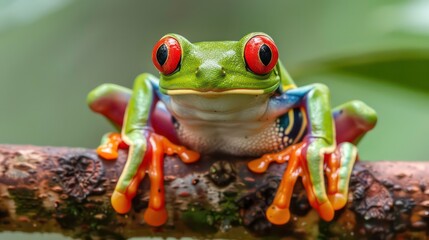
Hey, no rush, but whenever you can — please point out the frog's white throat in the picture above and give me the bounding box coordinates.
[166,93,278,156]
[168,94,271,122]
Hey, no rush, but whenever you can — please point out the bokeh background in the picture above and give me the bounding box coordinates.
[2,0,429,157]
[0,0,428,238]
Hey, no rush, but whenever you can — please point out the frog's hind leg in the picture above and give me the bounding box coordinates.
[325,100,377,209]
[143,134,199,226]
[87,84,132,160]
[333,100,377,145]
[87,83,180,160]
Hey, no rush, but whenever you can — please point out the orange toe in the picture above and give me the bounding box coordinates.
[111,191,131,214]
[97,146,118,160]
[144,207,168,227]
[160,135,200,164]
[179,150,200,164]
[248,158,269,173]
[328,193,347,210]
[266,205,291,225]
[318,201,335,221]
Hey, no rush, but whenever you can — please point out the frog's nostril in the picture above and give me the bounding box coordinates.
[195,61,225,80]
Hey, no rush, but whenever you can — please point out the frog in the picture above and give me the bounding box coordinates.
[87,33,377,227]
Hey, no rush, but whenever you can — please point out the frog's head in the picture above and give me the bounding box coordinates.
[152,33,282,96]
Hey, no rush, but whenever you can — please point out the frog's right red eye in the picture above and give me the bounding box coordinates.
[244,35,278,75]
[152,36,182,75]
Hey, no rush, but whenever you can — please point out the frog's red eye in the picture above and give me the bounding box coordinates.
[152,36,181,75]
[244,35,278,75]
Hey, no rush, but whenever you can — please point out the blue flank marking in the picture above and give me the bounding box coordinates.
[148,76,171,105]
[267,85,314,116]
[278,110,291,132]
[285,85,314,99]
[277,108,305,146]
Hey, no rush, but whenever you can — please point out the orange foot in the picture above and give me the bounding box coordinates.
[111,133,200,226]
[96,132,129,160]
[248,141,356,225]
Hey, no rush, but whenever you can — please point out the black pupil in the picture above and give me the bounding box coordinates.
[156,44,168,66]
[259,44,272,66]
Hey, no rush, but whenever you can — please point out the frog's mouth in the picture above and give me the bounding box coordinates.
[165,88,265,95]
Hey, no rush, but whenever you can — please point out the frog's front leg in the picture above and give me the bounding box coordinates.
[87,84,131,160]
[113,131,199,226]
[249,84,376,225]
[88,74,199,226]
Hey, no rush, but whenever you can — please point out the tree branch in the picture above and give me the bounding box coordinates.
[0,145,428,239]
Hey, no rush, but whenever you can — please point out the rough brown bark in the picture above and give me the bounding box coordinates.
[0,145,428,240]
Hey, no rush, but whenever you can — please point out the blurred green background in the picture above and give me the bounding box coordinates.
[1,1,429,159]
[0,0,428,239]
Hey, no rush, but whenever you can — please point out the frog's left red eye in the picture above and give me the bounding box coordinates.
[152,36,182,75]
[244,35,278,75]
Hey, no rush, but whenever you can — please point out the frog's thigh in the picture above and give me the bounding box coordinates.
[333,100,377,144]
[88,83,178,143]
[150,102,179,144]
[87,84,132,128]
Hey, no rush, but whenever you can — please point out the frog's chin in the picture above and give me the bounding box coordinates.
[165,88,265,96]
[168,92,271,118]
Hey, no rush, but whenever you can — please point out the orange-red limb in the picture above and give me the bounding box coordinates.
[143,135,168,227]
[107,133,200,227]
[266,144,302,225]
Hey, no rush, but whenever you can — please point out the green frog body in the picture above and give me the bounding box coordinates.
[88,33,377,226]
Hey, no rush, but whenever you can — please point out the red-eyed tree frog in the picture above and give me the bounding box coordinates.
[87,33,377,227]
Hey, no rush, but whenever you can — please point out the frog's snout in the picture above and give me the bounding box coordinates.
[195,60,226,84]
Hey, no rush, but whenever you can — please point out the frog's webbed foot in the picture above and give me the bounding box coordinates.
[248,140,357,225]
[111,133,200,226]
[96,132,129,160]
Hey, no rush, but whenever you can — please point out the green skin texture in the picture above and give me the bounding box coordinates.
[88,32,377,218]
[159,33,281,93]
